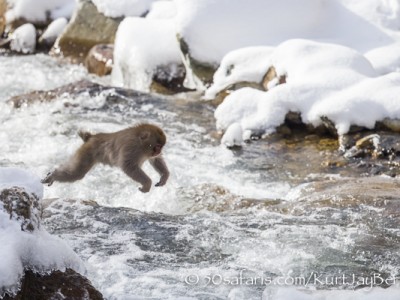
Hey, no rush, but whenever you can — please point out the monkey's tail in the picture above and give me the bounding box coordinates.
[78,130,92,142]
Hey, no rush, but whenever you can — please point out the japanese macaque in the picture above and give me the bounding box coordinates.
[41,124,169,193]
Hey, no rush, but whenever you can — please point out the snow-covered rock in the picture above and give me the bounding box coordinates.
[214,39,400,140]
[0,167,84,297]
[221,122,243,148]
[10,23,36,53]
[112,16,182,92]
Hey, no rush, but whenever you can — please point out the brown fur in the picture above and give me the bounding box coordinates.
[42,124,169,193]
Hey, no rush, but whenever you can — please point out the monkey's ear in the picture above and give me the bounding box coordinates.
[139,131,150,140]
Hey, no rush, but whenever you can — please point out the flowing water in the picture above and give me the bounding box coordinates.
[1,54,399,299]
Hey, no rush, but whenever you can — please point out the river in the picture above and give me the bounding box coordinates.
[1,54,399,299]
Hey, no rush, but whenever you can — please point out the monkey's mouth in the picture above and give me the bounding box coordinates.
[152,144,163,156]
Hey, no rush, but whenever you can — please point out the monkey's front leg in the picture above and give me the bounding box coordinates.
[149,157,169,187]
[41,172,55,186]
[123,165,152,193]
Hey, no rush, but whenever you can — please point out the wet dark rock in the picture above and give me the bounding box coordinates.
[2,269,103,300]
[0,187,41,232]
[7,80,105,107]
[150,63,192,95]
[180,183,276,213]
[85,44,114,76]
[7,80,148,108]
[52,0,122,63]
[291,177,400,214]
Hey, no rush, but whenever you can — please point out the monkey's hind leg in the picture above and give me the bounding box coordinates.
[42,144,96,186]
[122,164,152,193]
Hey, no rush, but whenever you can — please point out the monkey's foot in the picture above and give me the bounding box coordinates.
[41,172,54,186]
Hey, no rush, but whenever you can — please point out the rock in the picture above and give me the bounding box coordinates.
[150,63,192,94]
[210,81,263,106]
[85,44,114,76]
[180,183,281,213]
[0,187,41,232]
[261,66,286,90]
[7,80,149,108]
[380,118,400,132]
[10,23,36,54]
[53,0,122,62]
[7,80,102,108]
[292,177,400,212]
[178,36,218,86]
[0,177,103,299]
[0,0,6,35]
[2,269,104,300]
[38,17,68,49]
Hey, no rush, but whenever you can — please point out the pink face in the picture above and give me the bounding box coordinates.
[152,144,163,156]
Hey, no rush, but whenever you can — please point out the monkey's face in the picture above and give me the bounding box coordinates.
[141,126,167,157]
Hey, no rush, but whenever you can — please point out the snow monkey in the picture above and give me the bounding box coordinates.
[41,124,169,193]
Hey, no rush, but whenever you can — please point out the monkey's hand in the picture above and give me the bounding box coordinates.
[41,172,54,186]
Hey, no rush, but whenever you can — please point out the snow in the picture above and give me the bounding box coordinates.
[174,0,393,66]
[0,167,43,199]
[0,167,84,296]
[10,23,36,54]
[205,47,274,99]
[221,122,243,148]
[92,0,158,18]
[214,39,400,138]
[365,42,400,75]
[6,0,75,23]
[39,17,68,44]
[112,16,181,91]
[146,1,176,19]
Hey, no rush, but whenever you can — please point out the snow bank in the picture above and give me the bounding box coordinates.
[92,0,158,18]
[112,16,181,91]
[365,42,400,75]
[174,0,392,66]
[214,39,400,140]
[0,167,84,296]
[6,0,75,24]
